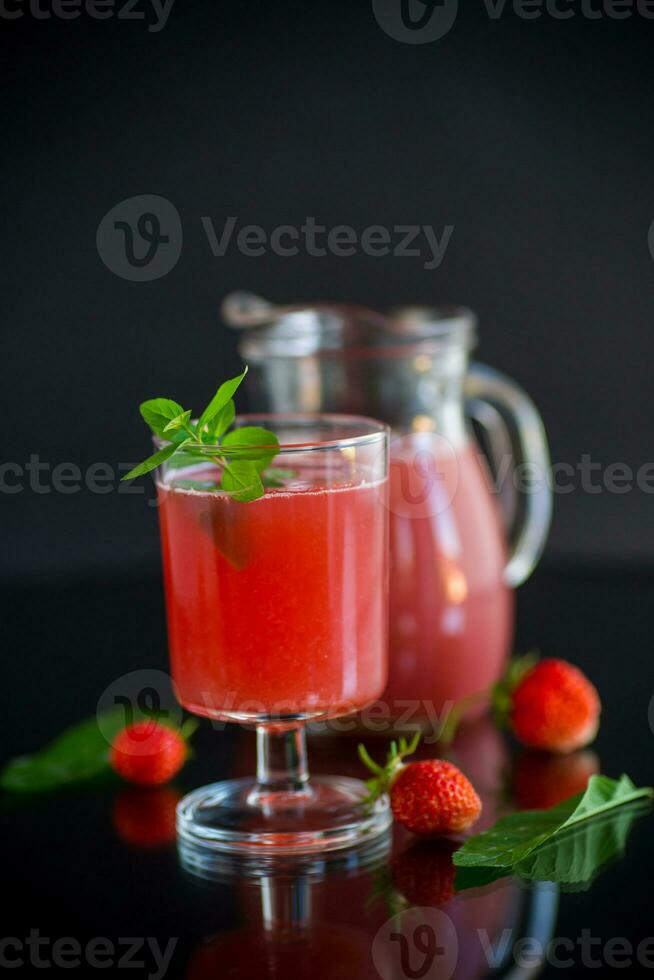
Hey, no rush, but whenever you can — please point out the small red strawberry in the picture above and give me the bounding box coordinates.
[359,734,482,836]
[498,656,601,753]
[110,720,194,786]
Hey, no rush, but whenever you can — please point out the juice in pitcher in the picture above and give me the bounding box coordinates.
[386,432,513,719]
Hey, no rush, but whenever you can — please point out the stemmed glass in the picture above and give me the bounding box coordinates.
[154,414,391,856]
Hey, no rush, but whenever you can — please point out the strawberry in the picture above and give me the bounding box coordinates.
[359,734,482,836]
[499,656,601,753]
[110,720,194,786]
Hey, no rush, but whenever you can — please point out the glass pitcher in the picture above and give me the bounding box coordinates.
[222,293,552,724]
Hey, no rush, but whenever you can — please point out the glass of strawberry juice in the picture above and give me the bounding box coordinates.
[154,415,391,857]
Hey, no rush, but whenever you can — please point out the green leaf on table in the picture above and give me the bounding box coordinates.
[515,798,652,889]
[139,398,185,436]
[0,709,126,793]
[456,798,652,893]
[454,775,653,891]
[121,442,178,481]
[197,367,248,434]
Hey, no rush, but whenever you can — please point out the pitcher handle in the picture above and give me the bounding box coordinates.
[464,362,552,588]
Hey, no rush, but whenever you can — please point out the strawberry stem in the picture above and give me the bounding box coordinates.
[358,732,422,806]
[357,743,383,775]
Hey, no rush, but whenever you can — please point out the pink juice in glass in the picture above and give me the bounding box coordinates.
[384,433,513,719]
[157,463,388,720]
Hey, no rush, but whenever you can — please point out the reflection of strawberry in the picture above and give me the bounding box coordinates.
[112,786,180,847]
[513,750,600,810]
[392,839,458,907]
[110,721,193,786]
[359,735,481,836]
[506,658,601,753]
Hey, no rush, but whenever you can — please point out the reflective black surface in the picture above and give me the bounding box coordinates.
[2,566,653,978]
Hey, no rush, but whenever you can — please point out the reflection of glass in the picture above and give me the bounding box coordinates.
[155,415,391,855]
[182,835,391,980]
[182,815,562,980]
[224,296,552,720]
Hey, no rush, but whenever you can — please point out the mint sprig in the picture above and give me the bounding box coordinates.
[121,367,281,502]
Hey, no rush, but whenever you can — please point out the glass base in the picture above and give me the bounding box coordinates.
[176,775,392,856]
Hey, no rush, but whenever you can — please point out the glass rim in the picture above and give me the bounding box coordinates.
[153,412,389,455]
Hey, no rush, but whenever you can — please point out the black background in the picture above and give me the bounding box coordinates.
[3,7,654,978]
[3,0,654,582]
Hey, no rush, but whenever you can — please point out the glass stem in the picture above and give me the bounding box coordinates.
[255,724,310,793]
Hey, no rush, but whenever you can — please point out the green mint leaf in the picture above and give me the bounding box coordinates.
[455,798,652,893]
[514,798,652,889]
[221,426,279,471]
[122,443,178,481]
[139,398,185,437]
[262,467,296,488]
[165,452,212,471]
[205,398,236,441]
[173,479,223,492]
[163,409,193,433]
[197,367,248,434]
[453,774,653,872]
[0,709,126,792]
[220,459,264,502]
